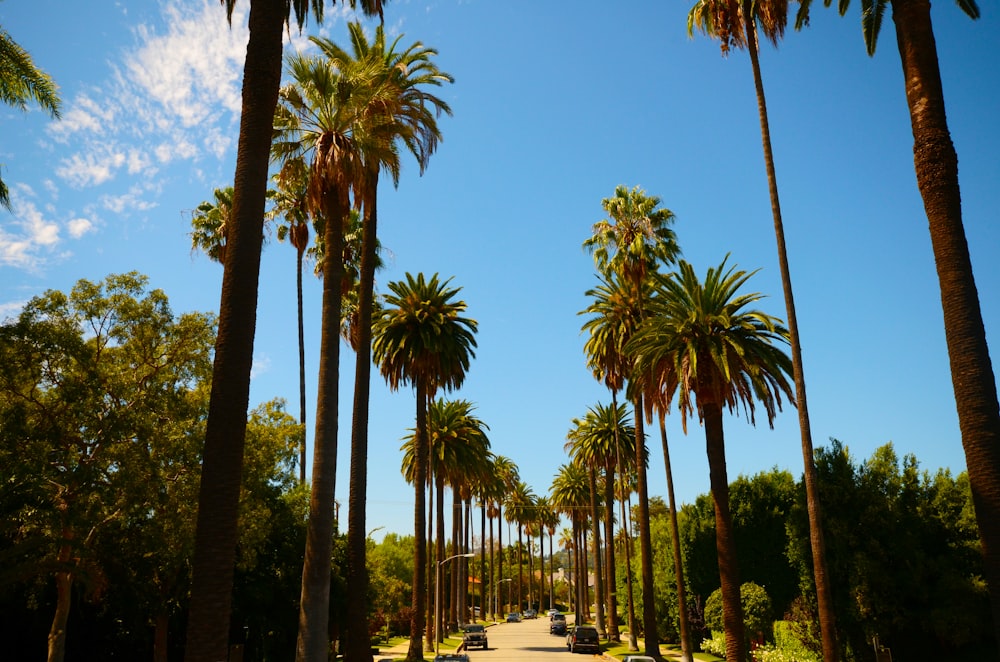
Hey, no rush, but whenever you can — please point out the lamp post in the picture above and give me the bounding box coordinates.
[437,552,475,654]
[494,577,512,621]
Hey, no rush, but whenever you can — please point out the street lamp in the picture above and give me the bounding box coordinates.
[437,552,475,654]
[495,577,512,621]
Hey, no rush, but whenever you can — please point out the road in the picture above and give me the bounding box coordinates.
[464,617,598,662]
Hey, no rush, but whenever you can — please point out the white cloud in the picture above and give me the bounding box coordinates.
[49,0,250,190]
[250,354,272,380]
[0,300,27,323]
[0,187,97,270]
[67,218,95,238]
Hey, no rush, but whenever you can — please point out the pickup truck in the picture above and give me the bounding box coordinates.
[461,624,488,650]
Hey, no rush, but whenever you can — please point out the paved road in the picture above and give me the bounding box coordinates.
[465,617,600,662]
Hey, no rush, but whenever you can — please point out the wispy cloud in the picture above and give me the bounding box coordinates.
[49,0,249,189]
[0,185,98,271]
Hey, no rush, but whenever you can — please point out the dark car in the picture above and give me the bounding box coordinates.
[566,625,600,654]
[550,613,567,635]
[506,612,521,623]
[434,655,469,662]
[461,624,488,650]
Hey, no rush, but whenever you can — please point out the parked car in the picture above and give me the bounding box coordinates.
[566,625,600,654]
[506,612,521,623]
[550,613,567,635]
[461,624,488,650]
[434,655,469,662]
[622,656,657,662]
[546,608,559,619]
[523,608,537,619]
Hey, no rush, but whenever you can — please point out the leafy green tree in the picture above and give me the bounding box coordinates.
[373,272,477,661]
[0,26,61,211]
[795,0,1000,643]
[704,582,772,650]
[368,533,416,636]
[186,2,387,659]
[796,441,992,658]
[628,258,793,662]
[0,273,215,662]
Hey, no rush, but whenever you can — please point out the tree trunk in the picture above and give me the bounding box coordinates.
[704,404,745,662]
[633,396,658,656]
[296,176,349,662]
[659,413,692,662]
[46,542,73,662]
[588,467,606,636]
[891,0,1000,645]
[744,18,838,662]
[184,2,283,660]
[436,474,446,643]
[407,383,429,662]
[345,174,379,662]
[603,462,620,641]
[296,240,307,484]
[153,610,169,662]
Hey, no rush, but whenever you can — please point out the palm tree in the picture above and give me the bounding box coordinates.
[580,271,644,650]
[272,45,382,661]
[584,185,679,656]
[0,26,61,211]
[186,3,385,661]
[566,413,607,638]
[373,272,477,662]
[795,0,1000,645]
[628,257,794,662]
[505,481,536,612]
[308,25,453,658]
[267,163,312,483]
[687,1,837,656]
[190,186,235,266]
[487,456,519,618]
[551,462,592,625]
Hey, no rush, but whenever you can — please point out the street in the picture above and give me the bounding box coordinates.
[463,616,597,662]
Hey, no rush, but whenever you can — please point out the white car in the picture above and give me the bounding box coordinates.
[622,656,657,662]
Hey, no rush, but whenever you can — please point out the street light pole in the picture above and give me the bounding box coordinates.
[494,577,511,621]
[437,552,475,655]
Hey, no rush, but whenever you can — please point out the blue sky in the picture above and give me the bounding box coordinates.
[2,0,998,540]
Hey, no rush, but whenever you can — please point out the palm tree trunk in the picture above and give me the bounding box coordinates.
[743,19,838,662]
[185,2,284,660]
[345,173,379,662]
[602,463,620,641]
[588,467,606,636]
[548,530,555,610]
[407,384,430,662]
[659,413,692,662]
[480,502,487,623]
[632,397,658,656]
[296,243,307,484]
[612,390,638,651]
[296,182,349,662]
[704,404,745,662]
[425,466,435,652]
[436,475,446,643]
[516,525,524,612]
[890,0,1000,645]
[497,506,503,616]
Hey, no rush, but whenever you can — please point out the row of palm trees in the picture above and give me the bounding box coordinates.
[179,0,1000,660]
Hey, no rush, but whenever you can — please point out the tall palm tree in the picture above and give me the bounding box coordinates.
[687,1,837,656]
[186,3,386,661]
[566,412,607,638]
[505,481,536,612]
[309,25,453,658]
[190,186,235,266]
[551,462,591,624]
[268,162,312,483]
[584,185,679,656]
[795,0,1000,644]
[373,272,477,661]
[0,26,61,211]
[487,456,519,618]
[272,46,384,661]
[628,257,794,662]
